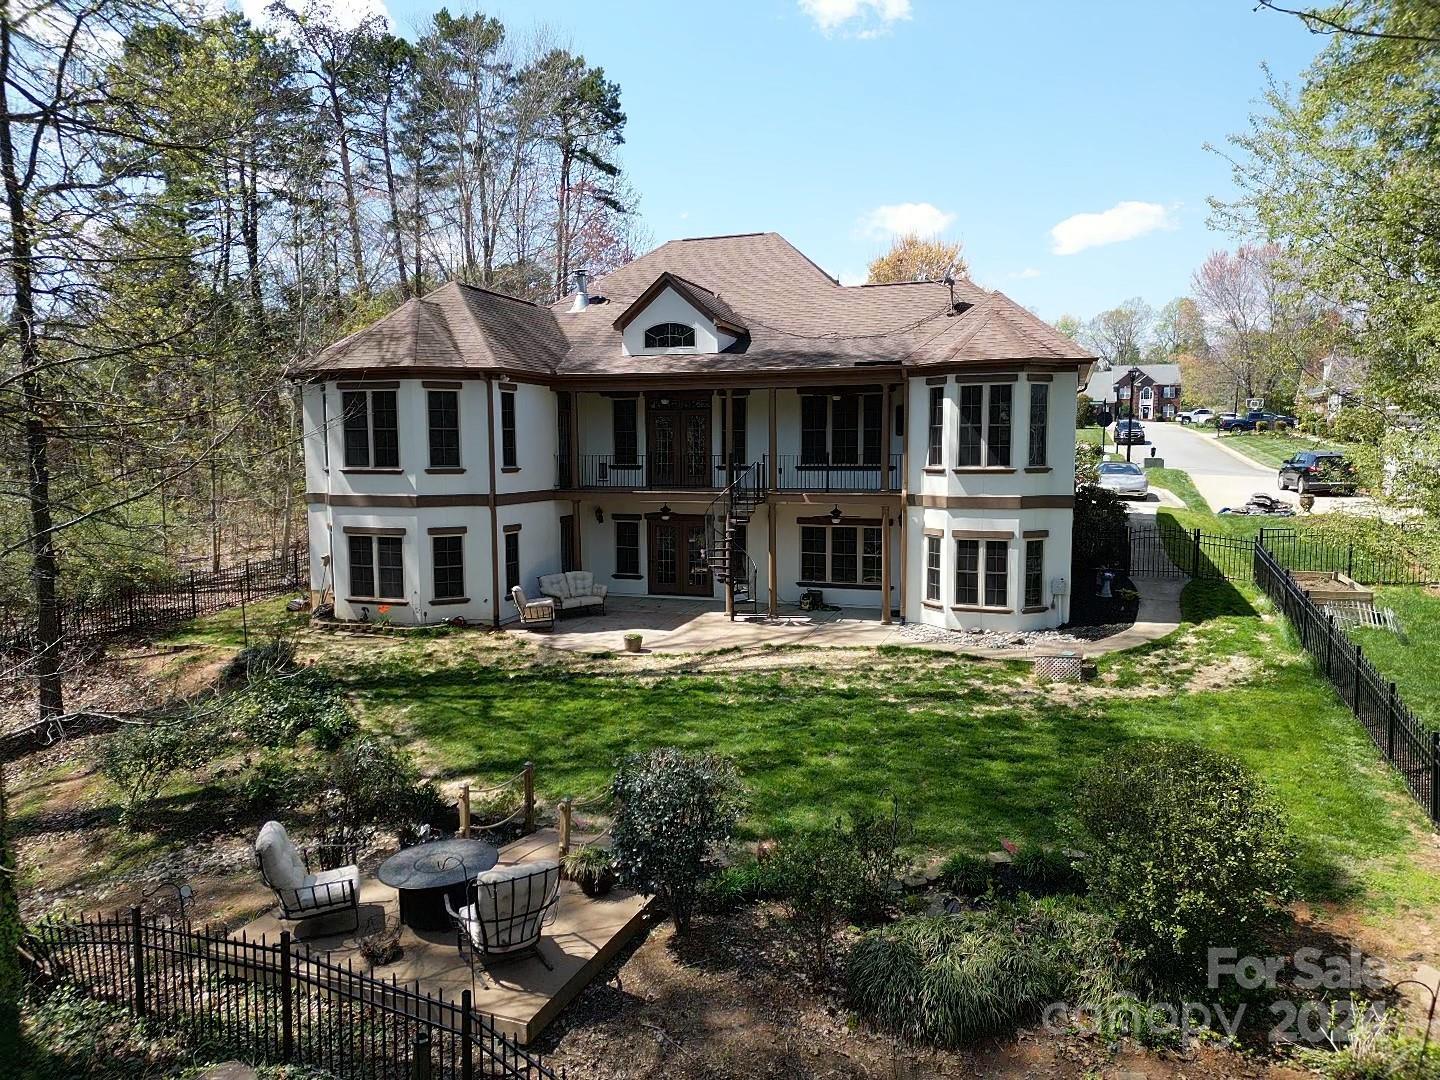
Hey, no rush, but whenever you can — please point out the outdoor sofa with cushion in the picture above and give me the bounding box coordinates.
[254,820,360,931]
[537,571,608,615]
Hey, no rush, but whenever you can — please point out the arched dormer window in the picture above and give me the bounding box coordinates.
[643,322,695,350]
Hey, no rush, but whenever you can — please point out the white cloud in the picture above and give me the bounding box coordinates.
[1009,267,1042,280]
[799,0,911,36]
[1049,201,1175,256]
[839,269,868,286]
[858,202,955,240]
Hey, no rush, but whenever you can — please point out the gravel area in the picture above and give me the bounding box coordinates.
[897,623,1095,650]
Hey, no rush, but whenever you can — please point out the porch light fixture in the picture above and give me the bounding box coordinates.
[659,503,673,521]
[594,507,604,524]
[828,504,843,525]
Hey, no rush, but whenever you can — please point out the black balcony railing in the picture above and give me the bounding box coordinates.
[566,453,729,490]
[774,453,902,493]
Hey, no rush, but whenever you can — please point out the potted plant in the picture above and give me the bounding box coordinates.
[561,845,617,897]
[623,632,643,653]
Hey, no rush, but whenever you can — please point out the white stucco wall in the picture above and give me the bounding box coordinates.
[619,287,734,356]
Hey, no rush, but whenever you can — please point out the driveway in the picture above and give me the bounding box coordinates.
[1128,423,1370,516]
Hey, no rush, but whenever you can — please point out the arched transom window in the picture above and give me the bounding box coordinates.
[643,322,695,349]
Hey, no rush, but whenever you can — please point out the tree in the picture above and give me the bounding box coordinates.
[1082,298,1153,368]
[1053,314,1083,341]
[1220,0,1440,515]
[1151,297,1208,360]
[866,233,967,284]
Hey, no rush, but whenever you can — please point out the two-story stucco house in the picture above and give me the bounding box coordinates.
[297,232,1093,632]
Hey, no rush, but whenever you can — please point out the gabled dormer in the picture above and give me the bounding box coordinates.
[612,271,748,357]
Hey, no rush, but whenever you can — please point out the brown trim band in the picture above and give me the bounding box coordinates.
[1025,373,1054,382]
[925,376,947,386]
[422,380,463,389]
[341,468,404,475]
[337,380,400,390]
[308,490,560,508]
[907,494,1074,509]
[954,372,1018,384]
[1021,605,1049,614]
[502,523,522,534]
[346,597,408,606]
[797,516,884,526]
[952,604,1013,614]
[427,526,468,535]
[1023,529,1050,539]
[952,467,1015,475]
[951,530,1013,539]
[796,580,882,592]
[611,513,643,521]
[498,382,518,392]
[922,528,945,538]
[342,526,406,536]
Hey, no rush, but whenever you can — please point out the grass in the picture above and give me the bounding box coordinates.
[1213,430,1351,470]
[325,588,1440,918]
[159,596,302,648]
[1078,425,1107,449]
[1349,586,1440,728]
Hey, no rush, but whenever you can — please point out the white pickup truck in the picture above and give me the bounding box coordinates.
[1179,407,1215,425]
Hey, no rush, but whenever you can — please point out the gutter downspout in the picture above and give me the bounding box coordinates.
[485,377,501,629]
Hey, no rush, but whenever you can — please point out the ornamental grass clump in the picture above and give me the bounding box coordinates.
[611,747,745,931]
[846,896,1139,1047]
[1076,740,1296,985]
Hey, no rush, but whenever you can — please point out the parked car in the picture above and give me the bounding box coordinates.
[1218,409,1299,432]
[1180,408,1215,425]
[1277,450,1356,496]
[1112,419,1147,445]
[1097,460,1150,499]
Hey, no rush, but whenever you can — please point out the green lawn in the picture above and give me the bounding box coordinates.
[1349,586,1440,729]
[328,584,1440,918]
[1215,430,1352,470]
[1078,425,1107,449]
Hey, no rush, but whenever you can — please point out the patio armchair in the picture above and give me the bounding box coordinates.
[537,571,607,616]
[444,860,562,985]
[510,585,556,630]
[254,820,360,932]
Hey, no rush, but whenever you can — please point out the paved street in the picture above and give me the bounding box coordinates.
[1114,422,1369,516]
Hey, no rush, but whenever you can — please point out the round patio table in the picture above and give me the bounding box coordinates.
[377,838,498,932]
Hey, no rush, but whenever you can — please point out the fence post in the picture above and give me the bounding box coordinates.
[558,797,573,859]
[1191,528,1201,578]
[1347,543,1355,580]
[1351,643,1363,713]
[1432,732,1440,824]
[1325,615,1334,679]
[280,930,293,1062]
[412,1028,433,1080]
[459,783,470,839]
[1387,682,1398,762]
[189,570,198,619]
[523,762,536,831]
[130,905,146,1017]
[461,990,474,1080]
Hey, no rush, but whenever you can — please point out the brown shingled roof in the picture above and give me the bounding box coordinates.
[299,231,1093,378]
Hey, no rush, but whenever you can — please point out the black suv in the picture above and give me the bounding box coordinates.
[1278,451,1356,495]
[1113,419,1147,445]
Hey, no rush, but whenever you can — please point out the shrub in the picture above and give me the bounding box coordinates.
[228,667,349,748]
[1011,843,1086,896]
[1074,440,1102,486]
[240,749,318,814]
[19,984,189,1078]
[611,748,745,931]
[940,852,993,896]
[1274,420,1289,434]
[99,713,218,826]
[770,824,872,969]
[1076,740,1295,983]
[1296,1001,1440,1080]
[224,634,298,681]
[846,896,1139,1047]
[318,736,444,861]
[697,859,782,913]
[1254,420,1270,432]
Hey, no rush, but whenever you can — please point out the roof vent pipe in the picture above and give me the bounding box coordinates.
[569,269,590,312]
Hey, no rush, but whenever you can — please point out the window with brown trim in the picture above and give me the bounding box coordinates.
[613,398,638,466]
[954,538,979,606]
[643,323,695,349]
[615,519,640,576]
[427,390,460,469]
[925,535,941,602]
[1025,538,1045,608]
[984,540,1009,607]
[349,533,403,599]
[729,396,747,467]
[432,535,465,599]
[862,526,882,583]
[1027,383,1048,468]
[560,515,578,573]
[504,531,520,592]
[500,390,517,469]
[956,384,983,466]
[927,386,944,467]
[342,389,399,468]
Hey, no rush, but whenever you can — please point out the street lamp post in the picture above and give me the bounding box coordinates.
[1126,366,1143,463]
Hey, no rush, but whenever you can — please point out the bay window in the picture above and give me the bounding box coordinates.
[800,523,885,585]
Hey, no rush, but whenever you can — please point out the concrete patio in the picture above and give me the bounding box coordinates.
[236,829,651,1044]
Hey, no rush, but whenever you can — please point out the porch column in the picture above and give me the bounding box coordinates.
[881,510,892,625]
[898,381,910,622]
[572,499,582,569]
[768,388,778,618]
[722,389,734,618]
[566,393,580,492]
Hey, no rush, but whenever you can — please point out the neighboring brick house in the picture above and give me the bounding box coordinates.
[295,232,1095,632]
[1083,363,1183,421]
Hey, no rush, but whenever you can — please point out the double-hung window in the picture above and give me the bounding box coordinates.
[926,386,944,466]
[799,524,885,585]
[1024,538,1045,609]
[342,388,399,468]
[801,392,886,466]
[956,385,983,466]
[500,389,517,469]
[349,534,403,600]
[831,396,860,465]
[987,385,1012,467]
[427,390,460,468]
[504,531,520,592]
[1028,383,1049,468]
[984,540,1009,608]
[954,539,979,606]
[431,535,465,600]
[615,520,640,576]
[801,396,828,464]
[728,396,747,467]
[925,536,941,602]
[612,399,638,466]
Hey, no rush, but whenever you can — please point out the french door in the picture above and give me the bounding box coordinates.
[647,516,712,596]
[646,395,711,488]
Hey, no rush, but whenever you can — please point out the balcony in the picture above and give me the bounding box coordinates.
[773,454,901,493]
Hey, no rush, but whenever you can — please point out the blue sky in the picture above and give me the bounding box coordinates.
[370,0,1324,321]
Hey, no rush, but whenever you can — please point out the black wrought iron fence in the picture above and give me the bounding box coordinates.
[1253,541,1437,823]
[0,542,306,654]
[26,907,562,1080]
